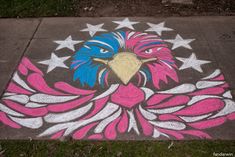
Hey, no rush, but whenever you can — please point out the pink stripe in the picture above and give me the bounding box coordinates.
[82,96,109,120]
[157,128,184,140]
[73,122,98,139]
[179,130,211,139]
[104,117,121,140]
[0,112,21,128]
[27,73,66,96]
[88,134,103,140]
[148,95,189,109]
[227,113,235,120]
[212,74,224,81]
[104,71,109,86]
[51,130,65,139]
[18,63,28,76]
[147,94,172,106]
[117,110,128,133]
[4,100,48,117]
[135,109,153,136]
[174,98,224,116]
[189,117,226,129]
[47,94,94,112]
[137,72,142,86]
[7,82,32,95]
[54,82,96,95]
[22,57,43,75]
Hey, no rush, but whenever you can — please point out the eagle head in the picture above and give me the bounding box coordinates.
[71,31,179,89]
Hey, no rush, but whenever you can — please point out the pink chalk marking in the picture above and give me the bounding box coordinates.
[117,110,128,133]
[82,96,109,120]
[135,109,153,136]
[104,117,121,140]
[54,82,96,95]
[212,74,225,81]
[88,134,103,140]
[51,130,65,139]
[22,57,43,75]
[111,83,145,109]
[27,73,67,96]
[179,130,211,139]
[159,114,183,121]
[147,63,178,89]
[157,128,184,140]
[189,117,226,129]
[104,71,109,86]
[73,122,98,139]
[147,94,172,106]
[227,113,235,120]
[7,82,32,95]
[189,87,225,96]
[47,94,94,112]
[4,100,48,117]
[137,72,142,86]
[0,112,21,129]
[174,98,224,116]
[147,95,189,109]
[221,83,229,88]
[18,63,28,76]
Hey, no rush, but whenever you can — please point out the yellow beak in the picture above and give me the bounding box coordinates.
[93,52,156,84]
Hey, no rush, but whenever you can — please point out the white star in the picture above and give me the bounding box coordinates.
[38,53,70,73]
[54,35,82,51]
[80,23,107,37]
[165,34,195,50]
[145,22,173,36]
[176,53,211,73]
[112,18,139,30]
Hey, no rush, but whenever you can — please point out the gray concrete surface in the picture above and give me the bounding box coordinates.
[0,19,41,96]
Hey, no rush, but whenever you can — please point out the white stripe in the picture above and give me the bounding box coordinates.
[127,31,135,39]
[202,69,221,80]
[140,87,154,100]
[160,60,173,69]
[9,116,43,129]
[158,84,196,94]
[223,91,233,99]
[98,68,106,84]
[148,106,185,114]
[139,71,147,86]
[0,103,24,117]
[188,95,221,105]
[3,94,29,104]
[30,94,78,103]
[88,40,114,50]
[13,72,36,92]
[92,84,119,100]
[180,114,212,122]
[133,33,147,38]
[94,108,122,133]
[44,103,93,123]
[196,81,224,89]
[127,110,140,135]
[210,99,235,119]
[25,102,47,108]
[149,121,186,130]
[139,105,157,120]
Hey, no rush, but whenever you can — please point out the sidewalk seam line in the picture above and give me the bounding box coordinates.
[0,18,43,99]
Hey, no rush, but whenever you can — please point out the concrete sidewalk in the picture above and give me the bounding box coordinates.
[0,17,235,140]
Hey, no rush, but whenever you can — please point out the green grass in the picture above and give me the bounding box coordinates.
[0,140,235,157]
[0,0,74,18]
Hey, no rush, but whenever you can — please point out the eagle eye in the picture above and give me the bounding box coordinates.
[144,49,153,54]
[100,48,109,53]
